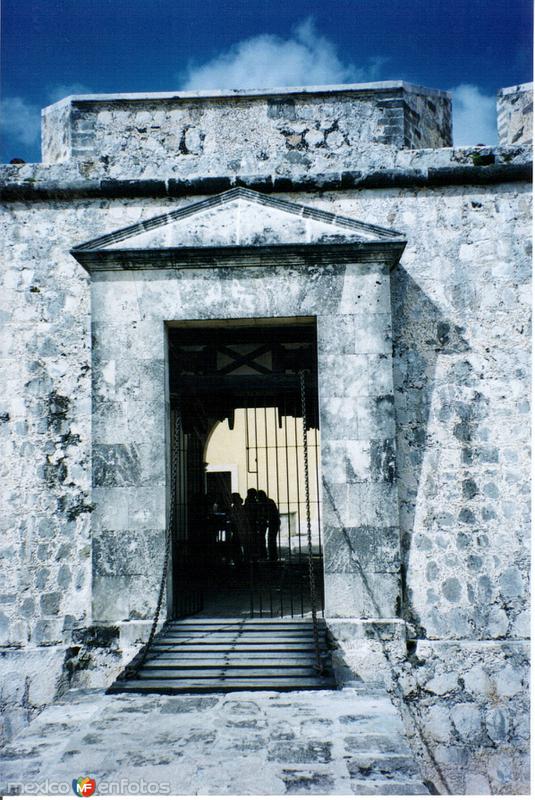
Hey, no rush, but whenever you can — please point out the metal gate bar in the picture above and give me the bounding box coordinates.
[242,391,323,619]
[172,405,204,618]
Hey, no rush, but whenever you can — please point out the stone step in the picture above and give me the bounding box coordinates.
[108,616,335,693]
[138,667,321,678]
[166,624,325,632]
[145,650,316,660]
[167,620,324,625]
[144,658,321,668]
[168,617,327,626]
[155,633,325,646]
[168,617,327,631]
[165,627,326,636]
[151,640,321,649]
[110,676,333,693]
[157,628,324,635]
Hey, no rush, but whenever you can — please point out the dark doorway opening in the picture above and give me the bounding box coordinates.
[206,471,232,508]
[168,318,324,619]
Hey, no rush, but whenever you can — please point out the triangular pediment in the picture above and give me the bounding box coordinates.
[72,188,405,272]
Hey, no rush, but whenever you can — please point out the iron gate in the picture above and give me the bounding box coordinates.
[171,405,204,618]
[168,322,324,620]
[242,395,324,618]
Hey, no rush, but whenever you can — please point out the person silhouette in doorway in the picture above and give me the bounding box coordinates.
[257,490,280,562]
[230,493,249,564]
[244,487,264,559]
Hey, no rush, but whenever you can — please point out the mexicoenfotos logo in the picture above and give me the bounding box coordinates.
[72,776,97,797]
[7,777,170,795]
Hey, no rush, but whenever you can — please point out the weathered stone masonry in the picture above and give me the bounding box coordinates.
[0,81,532,794]
[41,81,452,171]
[498,82,533,146]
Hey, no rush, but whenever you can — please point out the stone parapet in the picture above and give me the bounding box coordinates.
[1,144,530,200]
[40,82,452,172]
[497,82,533,145]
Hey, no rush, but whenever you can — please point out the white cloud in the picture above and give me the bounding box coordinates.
[451,84,497,146]
[182,19,381,91]
[46,82,94,103]
[0,96,41,148]
[1,83,93,157]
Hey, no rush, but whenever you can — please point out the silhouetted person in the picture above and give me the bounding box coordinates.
[230,493,250,564]
[258,490,280,562]
[256,490,270,560]
[244,488,258,527]
[244,488,263,559]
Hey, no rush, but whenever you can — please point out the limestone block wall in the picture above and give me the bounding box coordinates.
[0,174,530,793]
[401,89,452,149]
[389,640,530,794]
[1,201,97,743]
[327,183,531,794]
[326,186,531,646]
[41,82,452,176]
[497,82,533,145]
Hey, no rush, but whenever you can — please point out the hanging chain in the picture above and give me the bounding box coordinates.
[299,369,323,675]
[124,407,181,679]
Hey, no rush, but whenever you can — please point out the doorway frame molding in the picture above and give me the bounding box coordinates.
[75,188,407,634]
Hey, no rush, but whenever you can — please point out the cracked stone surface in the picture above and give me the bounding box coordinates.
[0,686,428,795]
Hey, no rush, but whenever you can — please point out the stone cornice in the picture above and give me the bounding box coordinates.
[72,240,406,274]
[42,80,452,113]
[1,162,531,202]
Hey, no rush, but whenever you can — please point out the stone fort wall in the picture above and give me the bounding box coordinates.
[0,82,532,793]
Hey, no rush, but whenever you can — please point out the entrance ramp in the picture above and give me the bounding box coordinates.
[108,617,336,694]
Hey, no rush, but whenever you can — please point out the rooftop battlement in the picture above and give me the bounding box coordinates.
[41,81,453,176]
[497,82,533,145]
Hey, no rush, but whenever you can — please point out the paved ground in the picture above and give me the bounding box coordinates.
[1,685,428,795]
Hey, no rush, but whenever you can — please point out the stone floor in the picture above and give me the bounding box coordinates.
[0,685,429,795]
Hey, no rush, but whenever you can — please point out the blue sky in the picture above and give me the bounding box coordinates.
[1,0,532,163]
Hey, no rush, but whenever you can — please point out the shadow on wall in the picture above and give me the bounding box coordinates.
[390,265,470,635]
